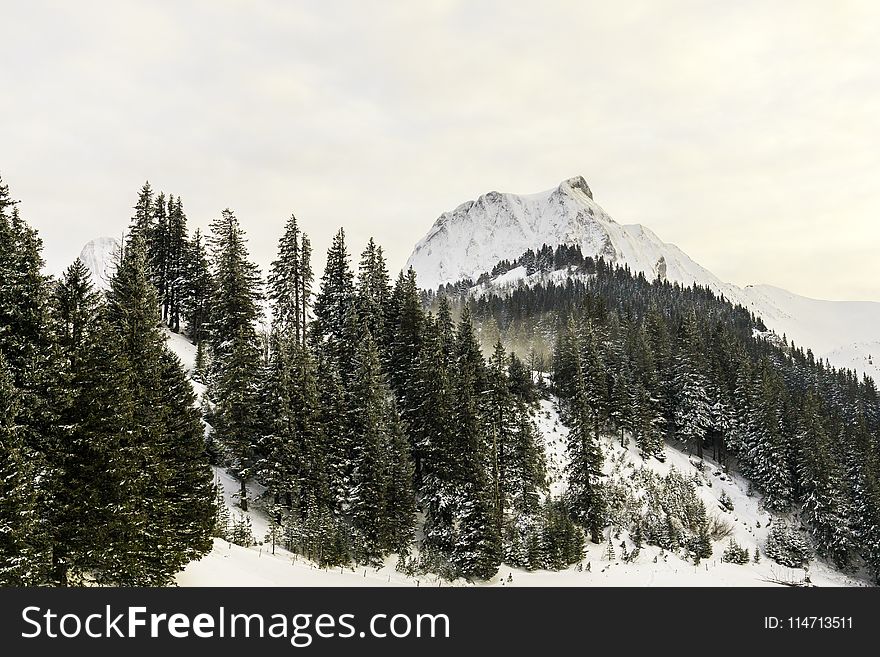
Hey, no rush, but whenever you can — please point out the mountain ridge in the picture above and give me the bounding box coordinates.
[406,176,880,381]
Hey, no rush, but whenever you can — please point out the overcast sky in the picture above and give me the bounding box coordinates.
[2,0,878,300]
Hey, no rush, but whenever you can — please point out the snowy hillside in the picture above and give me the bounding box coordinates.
[406,177,880,380]
[78,236,120,291]
[174,389,865,586]
[163,333,863,588]
[740,285,880,382]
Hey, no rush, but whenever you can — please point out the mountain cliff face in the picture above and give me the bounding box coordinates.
[406,176,880,382]
[78,236,120,291]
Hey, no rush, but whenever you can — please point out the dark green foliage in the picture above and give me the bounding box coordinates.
[347,331,414,563]
[0,353,50,585]
[505,498,585,570]
[206,209,263,511]
[310,228,355,374]
[268,214,312,346]
[181,228,213,344]
[557,318,606,542]
[795,393,853,568]
[102,237,216,585]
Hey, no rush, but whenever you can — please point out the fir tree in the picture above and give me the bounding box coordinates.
[449,307,501,579]
[206,209,263,510]
[564,327,606,543]
[127,181,154,243]
[310,228,355,373]
[268,214,303,341]
[356,238,391,345]
[347,331,394,563]
[181,228,213,344]
[166,195,189,332]
[50,260,132,585]
[105,236,215,584]
[795,393,853,567]
[672,310,712,458]
[0,352,50,585]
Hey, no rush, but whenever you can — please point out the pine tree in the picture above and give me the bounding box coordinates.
[150,191,170,321]
[747,362,793,511]
[414,314,457,555]
[387,268,425,476]
[181,228,213,344]
[128,181,154,243]
[564,328,606,543]
[151,350,217,575]
[300,234,314,347]
[0,188,54,452]
[268,214,303,341]
[487,340,512,534]
[356,238,391,345]
[166,195,188,332]
[347,331,395,562]
[310,228,355,374]
[50,259,131,585]
[795,393,853,567]
[672,310,711,458]
[255,331,299,508]
[0,178,55,584]
[104,236,215,584]
[206,209,263,511]
[0,352,50,585]
[449,306,501,579]
[384,405,416,554]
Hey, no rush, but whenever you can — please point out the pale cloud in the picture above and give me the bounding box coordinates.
[1,0,878,300]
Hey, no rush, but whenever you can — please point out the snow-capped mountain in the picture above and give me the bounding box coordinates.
[78,236,120,291]
[406,176,880,381]
[407,175,727,293]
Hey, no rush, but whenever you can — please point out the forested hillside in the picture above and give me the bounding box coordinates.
[2,175,878,586]
[437,246,880,577]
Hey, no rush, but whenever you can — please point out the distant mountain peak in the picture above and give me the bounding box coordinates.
[405,176,715,292]
[559,175,593,199]
[78,236,120,291]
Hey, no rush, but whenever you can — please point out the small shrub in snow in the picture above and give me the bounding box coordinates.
[229,513,254,548]
[503,498,585,570]
[722,539,750,565]
[708,515,734,541]
[718,490,734,511]
[765,522,812,568]
[603,465,714,561]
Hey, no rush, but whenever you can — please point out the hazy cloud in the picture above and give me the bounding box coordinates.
[1,0,878,299]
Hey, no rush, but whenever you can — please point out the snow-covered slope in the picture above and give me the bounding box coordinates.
[406,177,880,380]
[78,236,120,291]
[740,285,880,382]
